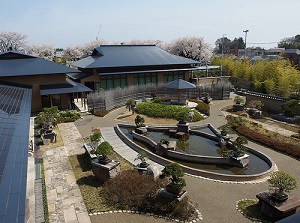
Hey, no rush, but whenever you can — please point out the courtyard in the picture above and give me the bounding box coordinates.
[32,95,300,223]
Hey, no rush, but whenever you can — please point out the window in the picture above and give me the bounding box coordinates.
[163,71,184,83]
[98,75,127,90]
[133,73,157,85]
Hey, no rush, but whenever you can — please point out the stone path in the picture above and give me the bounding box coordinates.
[100,127,164,171]
[43,123,91,223]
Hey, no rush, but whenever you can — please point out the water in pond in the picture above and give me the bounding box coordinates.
[120,127,270,175]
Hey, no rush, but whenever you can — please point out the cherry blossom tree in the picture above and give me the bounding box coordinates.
[65,39,108,61]
[0,31,28,52]
[165,36,212,63]
[26,44,55,60]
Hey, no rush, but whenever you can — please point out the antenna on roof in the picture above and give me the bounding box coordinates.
[96,25,102,40]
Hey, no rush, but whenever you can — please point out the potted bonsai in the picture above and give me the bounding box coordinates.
[230,136,248,157]
[91,141,114,164]
[161,163,186,195]
[177,110,189,124]
[134,151,149,168]
[234,96,245,105]
[89,131,101,150]
[125,98,136,114]
[134,115,145,128]
[268,171,298,202]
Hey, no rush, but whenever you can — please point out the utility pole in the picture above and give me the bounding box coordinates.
[222,34,226,57]
[96,25,102,40]
[243,30,249,60]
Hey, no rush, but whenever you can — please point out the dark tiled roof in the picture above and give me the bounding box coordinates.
[66,72,93,81]
[72,45,200,69]
[40,78,92,95]
[0,82,32,223]
[164,78,196,89]
[0,51,80,77]
[284,49,300,54]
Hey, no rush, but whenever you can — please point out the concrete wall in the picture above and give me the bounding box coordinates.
[245,92,287,113]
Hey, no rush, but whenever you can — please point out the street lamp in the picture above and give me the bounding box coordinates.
[222,34,226,57]
[243,30,249,60]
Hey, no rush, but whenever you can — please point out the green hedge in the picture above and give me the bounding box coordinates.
[135,102,203,122]
[236,125,300,159]
[188,99,210,116]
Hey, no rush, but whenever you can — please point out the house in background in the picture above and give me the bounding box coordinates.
[68,45,200,91]
[284,49,300,68]
[0,51,92,112]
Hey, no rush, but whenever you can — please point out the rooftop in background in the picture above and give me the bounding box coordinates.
[0,82,32,223]
[0,51,79,77]
[72,45,200,70]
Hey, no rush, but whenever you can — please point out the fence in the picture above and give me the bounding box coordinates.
[87,82,231,111]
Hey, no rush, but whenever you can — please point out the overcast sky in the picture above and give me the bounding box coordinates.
[2,0,299,49]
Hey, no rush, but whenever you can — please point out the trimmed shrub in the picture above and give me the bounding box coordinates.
[153,97,172,103]
[135,102,203,122]
[188,99,210,116]
[93,110,110,117]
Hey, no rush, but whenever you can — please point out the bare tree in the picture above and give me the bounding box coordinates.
[165,36,212,62]
[0,31,28,52]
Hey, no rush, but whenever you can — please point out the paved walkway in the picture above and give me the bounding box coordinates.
[101,127,164,171]
[43,123,91,223]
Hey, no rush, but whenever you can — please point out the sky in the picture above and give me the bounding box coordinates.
[1,0,299,49]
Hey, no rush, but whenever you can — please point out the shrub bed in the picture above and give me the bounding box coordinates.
[135,102,203,122]
[102,170,196,221]
[236,125,300,159]
[36,106,81,127]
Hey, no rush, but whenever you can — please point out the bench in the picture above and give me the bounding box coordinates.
[256,191,300,219]
[83,141,98,160]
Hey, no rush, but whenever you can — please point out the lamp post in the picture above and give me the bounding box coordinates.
[222,34,226,57]
[243,30,249,60]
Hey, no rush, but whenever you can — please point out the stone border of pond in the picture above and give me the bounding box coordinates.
[115,123,276,182]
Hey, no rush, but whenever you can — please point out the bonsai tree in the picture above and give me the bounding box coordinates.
[134,151,149,167]
[91,141,114,164]
[89,131,102,150]
[161,163,186,192]
[177,110,189,124]
[125,98,136,114]
[268,171,298,201]
[90,132,101,142]
[134,115,145,127]
[279,99,300,117]
[160,138,170,146]
[246,100,263,110]
[231,136,248,157]
[234,96,245,105]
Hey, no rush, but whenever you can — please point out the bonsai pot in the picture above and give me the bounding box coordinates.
[166,183,183,195]
[139,161,149,168]
[271,192,289,202]
[98,156,112,165]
